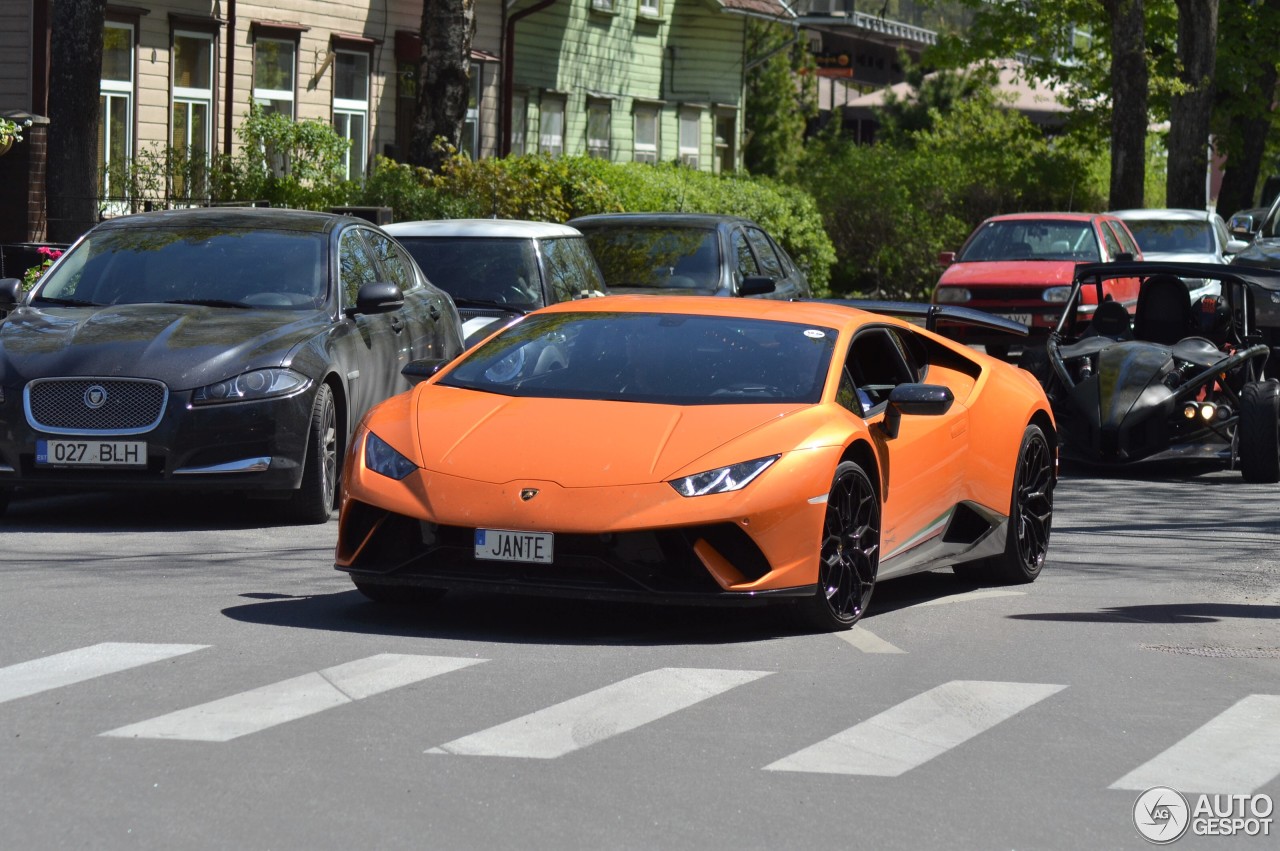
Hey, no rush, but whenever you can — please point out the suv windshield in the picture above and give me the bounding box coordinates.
[440,311,836,405]
[397,237,543,310]
[959,220,1100,262]
[583,226,720,291]
[33,227,326,309]
[1122,220,1214,253]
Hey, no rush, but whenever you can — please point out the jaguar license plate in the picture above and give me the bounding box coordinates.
[474,528,554,564]
[36,439,147,467]
[1002,313,1033,325]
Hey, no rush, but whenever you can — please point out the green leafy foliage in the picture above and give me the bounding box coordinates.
[211,102,356,209]
[355,153,837,293]
[798,92,1105,300]
[743,20,818,180]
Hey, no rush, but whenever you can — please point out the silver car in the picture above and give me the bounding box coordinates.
[1108,207,1251,300]
[385,219,608,346]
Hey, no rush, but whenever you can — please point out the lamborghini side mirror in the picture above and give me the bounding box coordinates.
[880,384,954,440]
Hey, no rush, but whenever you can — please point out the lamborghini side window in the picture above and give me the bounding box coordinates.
[845,328,915,410]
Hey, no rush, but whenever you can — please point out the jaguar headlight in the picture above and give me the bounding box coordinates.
[1042,286,1072,303]
[192,368,310,405]
[364,432,416,480]
[669,455,779,497]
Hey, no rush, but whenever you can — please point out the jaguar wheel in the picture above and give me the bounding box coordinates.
[795,460,880,631]
[283,383,339,524]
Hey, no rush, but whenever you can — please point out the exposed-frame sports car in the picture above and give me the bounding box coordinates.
[335,296,1055,630]
[1036,261,1280,480]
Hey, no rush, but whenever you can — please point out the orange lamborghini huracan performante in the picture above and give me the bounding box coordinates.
[335,296,1056,631]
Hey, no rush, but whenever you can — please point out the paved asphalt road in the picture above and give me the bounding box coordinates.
[1,464,1277,850]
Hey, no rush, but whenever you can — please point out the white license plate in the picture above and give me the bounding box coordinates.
[36,439,147,467]
[474,528,554,564]
[1001,313,1033,325]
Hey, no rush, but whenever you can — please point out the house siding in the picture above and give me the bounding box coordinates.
[511,0,746,169]
[0,0,32,112]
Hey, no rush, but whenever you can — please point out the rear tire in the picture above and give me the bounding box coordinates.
[958,424,1054,584]
[1239,379,1280,483]
[793,461,880,632]
[283,384,339,524]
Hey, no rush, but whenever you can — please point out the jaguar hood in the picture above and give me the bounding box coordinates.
[0,303,331,389]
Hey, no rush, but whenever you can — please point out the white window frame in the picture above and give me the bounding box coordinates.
[591,0,615,11]
[333,49,370,180]
[539,97,564,157]
[462,70,482,159]
[714,111,736,174]
[679,108,700,169]
[639,0,661,15]
[99,20,135,207]
[253,37,296,118]
[587,100,611,159]
[171,30,213,152]
[634,105,659,165]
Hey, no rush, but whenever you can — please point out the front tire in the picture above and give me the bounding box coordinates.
[794,461,880,631]
[283,383,339,524]
[960,424,1054,584]
[1238,380,1280,483]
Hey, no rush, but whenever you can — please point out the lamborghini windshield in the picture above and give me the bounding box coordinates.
[439,311,837,404]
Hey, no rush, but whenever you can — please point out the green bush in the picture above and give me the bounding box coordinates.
[356,152,837,293]
[798,97,1106,300]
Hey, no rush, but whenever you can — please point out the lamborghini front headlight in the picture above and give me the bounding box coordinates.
[364,432,416,480]
[668,455,779,497]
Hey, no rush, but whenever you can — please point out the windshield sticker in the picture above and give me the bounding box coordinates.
[804,329,826,339]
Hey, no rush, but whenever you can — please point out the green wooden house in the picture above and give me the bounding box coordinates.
[504,0,794,173]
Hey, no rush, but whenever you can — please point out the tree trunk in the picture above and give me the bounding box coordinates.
[46,0,108,243]
[410,0,476,171]
[1213,0,1280,214]
[1216,59,1278,213]
[1166,0,1220,208]
[1105,0,1148,210]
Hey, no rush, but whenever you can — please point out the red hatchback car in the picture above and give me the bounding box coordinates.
[932,212,1143,358]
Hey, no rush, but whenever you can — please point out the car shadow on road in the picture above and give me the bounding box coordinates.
[221,569,986,647]
[1,488,322,532]
[1009,602,1280,624]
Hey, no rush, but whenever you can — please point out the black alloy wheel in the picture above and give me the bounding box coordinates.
[1238,379,1280,483]
[972,424,1054,583]
[284,383,339,524]
[796,460,880,631]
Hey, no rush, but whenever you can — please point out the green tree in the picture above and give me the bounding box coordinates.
[743,20,817,179]
[1212,0,1280,211]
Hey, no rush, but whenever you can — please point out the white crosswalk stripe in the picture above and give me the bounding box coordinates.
[0,642,208,705]
[101,654,484,742]
[764,680,1066,776]
[428,667,771,759]
[1110,694,1280,794]
[837,625,906,654]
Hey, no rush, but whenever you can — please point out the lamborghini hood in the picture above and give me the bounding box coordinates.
[409,385,806,487]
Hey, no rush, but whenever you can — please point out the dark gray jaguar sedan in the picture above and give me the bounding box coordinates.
[0,207,463,523]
